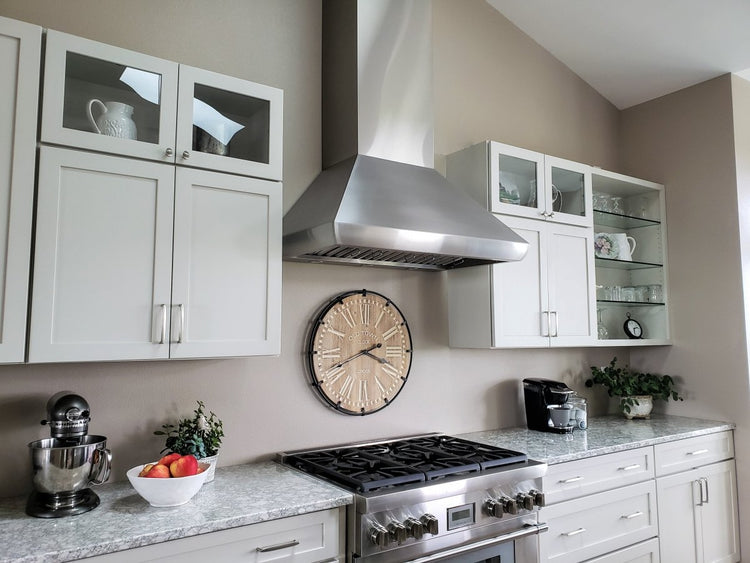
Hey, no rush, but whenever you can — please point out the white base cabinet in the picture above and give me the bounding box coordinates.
[29,146,281,362]
[654,433,740,563]
[83,508,343,562]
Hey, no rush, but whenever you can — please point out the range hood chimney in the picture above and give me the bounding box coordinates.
[283,0,528,270]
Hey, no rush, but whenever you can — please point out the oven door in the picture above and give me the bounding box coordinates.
[407,523,547,563]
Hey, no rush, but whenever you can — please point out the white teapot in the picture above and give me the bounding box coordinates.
[86,99,137,140]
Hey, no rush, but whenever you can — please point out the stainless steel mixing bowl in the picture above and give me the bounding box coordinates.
[28,435,111,494]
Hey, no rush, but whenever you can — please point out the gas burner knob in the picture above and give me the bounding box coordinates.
[501,496,518,515]
[404,517,425,540]
[516,492,535,511]
[388,521,408,544]
[485,498,503,518]
[420,513,439,535]
[529,489,546,507]
[369,523,389,548]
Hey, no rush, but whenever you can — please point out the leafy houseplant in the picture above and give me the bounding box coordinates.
[586,357,683,417]
[154,401,224,459]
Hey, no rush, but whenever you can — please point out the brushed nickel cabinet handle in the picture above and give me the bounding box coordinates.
[176,303,185,343]
[182,150,190,159]
[687,449,709,456]
[619,464,641,471]
[256,539,299,552]
[621,511,644,520]
[561,527,586,537]
[165,147,173,157]
[559,476,583,484]
[157,304,167,344]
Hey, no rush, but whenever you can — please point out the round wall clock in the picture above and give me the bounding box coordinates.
[623,312,643,339]
[307,289,412,415]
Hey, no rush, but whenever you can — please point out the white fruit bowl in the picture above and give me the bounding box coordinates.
[126,463,210,507]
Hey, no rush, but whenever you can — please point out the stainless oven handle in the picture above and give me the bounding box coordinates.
[407,522,549,563]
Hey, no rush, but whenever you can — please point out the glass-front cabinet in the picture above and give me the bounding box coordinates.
[592,170,670,344]
[488,141,592,227]
[41,30,282,180]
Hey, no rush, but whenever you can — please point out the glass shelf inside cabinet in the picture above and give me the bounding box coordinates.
[63,52,162,143]
[594,257,663,270]
[593,210,660,229]
[597,300,666,307]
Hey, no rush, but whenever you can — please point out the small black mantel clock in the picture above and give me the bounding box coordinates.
[623,312,643,339]
[307,289,412,415]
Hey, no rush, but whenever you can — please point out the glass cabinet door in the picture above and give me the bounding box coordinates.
[544,155,592,227]
[175,66,283,181]
[41,30,178,162]
[489,141,545,218]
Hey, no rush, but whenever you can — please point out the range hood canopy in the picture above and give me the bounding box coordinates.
[282,0,528,270]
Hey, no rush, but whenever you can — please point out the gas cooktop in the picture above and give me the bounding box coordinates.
[282,434,528,493]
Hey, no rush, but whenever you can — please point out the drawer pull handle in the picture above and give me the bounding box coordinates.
[618,464,641,471]
[621,511,644,520]
[256,539,300,552]
[559,476,583,484]
[561,527,586,537]
[687,449,709,456]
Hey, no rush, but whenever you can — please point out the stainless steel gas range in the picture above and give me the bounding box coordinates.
[279,434,547,562]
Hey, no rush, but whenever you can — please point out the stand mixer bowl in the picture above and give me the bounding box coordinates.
[28,435,111,494]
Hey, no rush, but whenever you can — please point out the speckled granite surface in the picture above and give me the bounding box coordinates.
[0,415,733,562]
[0,461,352,563]
[461,413,734,464]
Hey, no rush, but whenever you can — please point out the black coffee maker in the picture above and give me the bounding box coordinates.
[523,378,575,433]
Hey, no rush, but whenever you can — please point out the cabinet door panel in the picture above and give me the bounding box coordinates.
[656,467,701,563]
[0,17,40,362]
[699,460,740,563]
[29,147,174,362]
[170,168,281,358]
[547,224,596,346]
[176,65,283,180]
[490,217,549,347]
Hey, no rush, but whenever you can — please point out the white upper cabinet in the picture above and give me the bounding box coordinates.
[0,17,41,362]
[449,141,592,227]
[41,30,282,180]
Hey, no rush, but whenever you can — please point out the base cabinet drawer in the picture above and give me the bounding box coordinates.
[543,447,654,504]
[84,508,342,562]
[584,538,660,563]
[539,480,658,563]
[654,431,734,477]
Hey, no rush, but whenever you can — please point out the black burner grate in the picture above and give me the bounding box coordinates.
[285,436,527,493]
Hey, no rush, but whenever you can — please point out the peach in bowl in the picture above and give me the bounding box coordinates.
[127,454,210,507]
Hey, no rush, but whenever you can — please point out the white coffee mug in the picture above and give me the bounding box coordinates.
[610,233,637,261]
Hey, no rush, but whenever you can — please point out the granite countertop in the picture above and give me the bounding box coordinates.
[0,461,353,563]
[461,413,735,464]
[0,414,734,562]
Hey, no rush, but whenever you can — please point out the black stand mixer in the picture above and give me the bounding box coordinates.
[26,392,112,518]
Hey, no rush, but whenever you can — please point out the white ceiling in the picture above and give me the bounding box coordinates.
[486,0,750,109]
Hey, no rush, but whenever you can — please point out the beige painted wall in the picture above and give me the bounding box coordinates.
[621,74,749,558]
[0,0,623,499]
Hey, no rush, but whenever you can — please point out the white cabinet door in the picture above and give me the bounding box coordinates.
[490,216,549,347]
[0,17,40,362]
[29,147,175,362]
[547,222,597,346]
[656,460,740,563]
[41,30,179,163]
[170,168,281,358]
[176,65,283,181]
[489,217,595,347]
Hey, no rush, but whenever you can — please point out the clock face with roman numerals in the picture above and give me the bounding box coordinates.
[308,290,412,415]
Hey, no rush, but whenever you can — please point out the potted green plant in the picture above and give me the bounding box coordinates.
[154,400,224,482]
[585,357,683,419]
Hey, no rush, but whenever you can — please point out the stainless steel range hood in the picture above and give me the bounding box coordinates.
[283,0,528,271]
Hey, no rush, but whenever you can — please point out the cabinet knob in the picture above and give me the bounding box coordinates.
[164,147,173,157]
[182,150,191,159]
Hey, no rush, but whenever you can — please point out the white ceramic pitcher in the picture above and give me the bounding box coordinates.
[86,100,137,140]
[611,233,637,261]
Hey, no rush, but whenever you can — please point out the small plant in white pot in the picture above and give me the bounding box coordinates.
[586,357,683,419]
[155,401,224,482]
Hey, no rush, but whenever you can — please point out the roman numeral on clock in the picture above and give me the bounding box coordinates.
[382,325,400,341]
[340,307,356,328]
[382,363,400,380]
[323,365,346,385]
[385,346,402,358]
[320,347,340,359]
[360,303,370,325]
